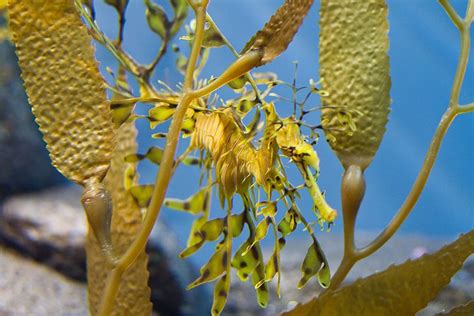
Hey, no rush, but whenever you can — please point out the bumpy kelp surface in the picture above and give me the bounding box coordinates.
[86,121,152,316]
[283,230,474,316]
[319,0,390,170]
[243,0,314,65]
[8,0,115,185]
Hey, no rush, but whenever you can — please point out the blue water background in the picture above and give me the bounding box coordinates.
[92,0,473,266]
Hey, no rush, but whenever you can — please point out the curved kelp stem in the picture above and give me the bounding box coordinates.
[96,1,269,314]
[97,1,209,314]
[327,0,473,291]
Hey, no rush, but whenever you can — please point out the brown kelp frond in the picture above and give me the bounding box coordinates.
[8,0,116,186]
[283,230,474,316]
[242,0,314,65]
[319,0,390,170]
[8,0,117,264]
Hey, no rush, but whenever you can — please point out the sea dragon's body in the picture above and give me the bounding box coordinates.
[190,104,280,199]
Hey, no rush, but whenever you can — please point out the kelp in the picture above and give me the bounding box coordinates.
[9,1,152,312]
[8,0,120,282]
[8,0,115,186]
[242,0,314,65]
[86,120,152,315]
[282,230,474,316]
[319,0,390,170]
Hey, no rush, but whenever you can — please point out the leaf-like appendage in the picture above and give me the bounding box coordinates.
[298,240,330,289]
[8,0,115,185]
[145,0,169,40]
[283,230,474,316]
[231,239,259,281]
[252,261,269,308]
[125,146,164,165]
[243,0,314,65]
[164,187,209,214]
[129,184,154,208]
[86,121,152,315]
[211,274,231,316]
[319,0,390,170]
[188,246,228,289]
[180,217,225,258]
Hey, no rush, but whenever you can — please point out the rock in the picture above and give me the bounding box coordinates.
[0,15,65,199]
[0,185,87,280]
[226,232,474,315]
[0,186,210,316]
[0,245,87,316]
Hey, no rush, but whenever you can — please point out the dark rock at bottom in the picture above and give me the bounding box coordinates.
[0,185,210,316]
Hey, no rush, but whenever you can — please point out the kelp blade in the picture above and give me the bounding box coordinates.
[244,0,314,65]
[8,0,115,185]
[283,230,474,316]
[319,0,390,170]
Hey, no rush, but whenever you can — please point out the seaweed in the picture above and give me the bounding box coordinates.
[283,230,474,316]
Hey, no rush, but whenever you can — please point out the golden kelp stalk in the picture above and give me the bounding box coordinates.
[317,0,390,290]
[86,121,152,315]
[8,0,116,255]
[320,0,390,170]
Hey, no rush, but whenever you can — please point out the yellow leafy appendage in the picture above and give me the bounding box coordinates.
[86,121,152,316]
[8,0,115,185]
[319,0,390,170]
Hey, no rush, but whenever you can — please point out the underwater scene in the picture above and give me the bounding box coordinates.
[0,0,472,315]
